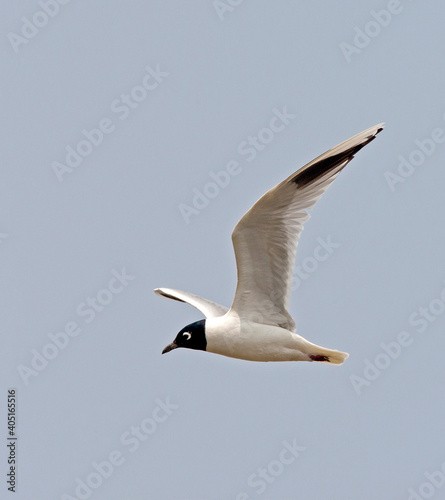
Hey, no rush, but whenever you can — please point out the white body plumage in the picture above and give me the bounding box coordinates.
[157,124,384,364]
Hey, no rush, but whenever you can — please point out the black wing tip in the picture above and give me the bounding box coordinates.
[292,125,384,188]
[292,148,356,188]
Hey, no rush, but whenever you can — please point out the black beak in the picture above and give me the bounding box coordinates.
[162,341,178,354]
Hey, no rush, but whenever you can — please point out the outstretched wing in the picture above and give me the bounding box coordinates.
[229,124,384,331]
[154,288,228,318]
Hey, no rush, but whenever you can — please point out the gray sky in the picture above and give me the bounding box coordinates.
[2,1,445,499]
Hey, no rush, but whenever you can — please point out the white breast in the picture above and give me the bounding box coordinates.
[205,314,309,362]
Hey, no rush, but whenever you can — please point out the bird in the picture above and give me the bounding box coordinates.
[156,123,384,364]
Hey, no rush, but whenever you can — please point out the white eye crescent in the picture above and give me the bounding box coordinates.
[183,332,191,340]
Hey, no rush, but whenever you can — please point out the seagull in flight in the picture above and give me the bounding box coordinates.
[156,124,384,364]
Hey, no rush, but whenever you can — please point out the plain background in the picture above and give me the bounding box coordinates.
[1,1,445,499]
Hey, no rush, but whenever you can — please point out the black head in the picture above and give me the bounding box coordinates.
[162,319,206,355]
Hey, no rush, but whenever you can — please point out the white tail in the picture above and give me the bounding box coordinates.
[304,340,349,365]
